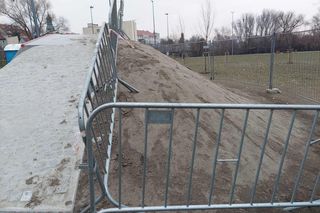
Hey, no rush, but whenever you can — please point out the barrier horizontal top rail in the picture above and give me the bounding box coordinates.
[89,102,320,111]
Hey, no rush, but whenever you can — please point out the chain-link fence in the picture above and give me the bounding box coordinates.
[211,36,271,87]
[161,30,320,103]
[273,31,320,102]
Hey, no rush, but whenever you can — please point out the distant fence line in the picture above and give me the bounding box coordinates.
[155,29,320,103]
[156,29,320,57]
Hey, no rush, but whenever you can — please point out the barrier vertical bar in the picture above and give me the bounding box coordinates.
[187,109,201,206]
[310,172,320,202]
[291,110,319,203]
[118,108,122,208]
[86,129,96,213]
[250,110,273,204]
[142,109,149,208]
[164,109,175,207]
[229,109,250,204]
[271,111,296,203]
[208,109,225,205]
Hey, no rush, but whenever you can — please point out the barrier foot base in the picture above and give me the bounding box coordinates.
[283,200,320,211]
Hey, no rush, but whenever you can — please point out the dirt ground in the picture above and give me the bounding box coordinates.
[74,40,320,213]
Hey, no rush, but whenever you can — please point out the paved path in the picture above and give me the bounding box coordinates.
[0,34,96,212]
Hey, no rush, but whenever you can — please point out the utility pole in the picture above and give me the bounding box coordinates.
[231,11,234,55]
[90,6,94,34]
[165,13,169,41]
[30,0,40,38]
[151,0,156,46]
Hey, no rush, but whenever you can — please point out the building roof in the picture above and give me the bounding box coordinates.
[137,30,154,37]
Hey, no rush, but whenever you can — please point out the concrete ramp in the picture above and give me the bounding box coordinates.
[0,34,96,212]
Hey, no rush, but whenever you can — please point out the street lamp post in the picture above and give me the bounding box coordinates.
[165,13,169,41]
[151,0,156,46]
[90,6,94,34]
[231,11,234,55]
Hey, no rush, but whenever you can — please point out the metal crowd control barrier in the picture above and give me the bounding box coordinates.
[78,21,138,213]
[78,6,320,212]
[83,102,320,212]
[78,21,138,133]
[78,23,118,135]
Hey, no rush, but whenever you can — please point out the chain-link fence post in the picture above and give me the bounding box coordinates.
[207,45,211,76]
[204,47,207,73]
[268,32,276,90]
[210,41,215,80]
[204,44,210,74]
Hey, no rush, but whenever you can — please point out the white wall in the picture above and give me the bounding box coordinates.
[6,36,19,44]
[82,24,101,35]
[122,20,137,41]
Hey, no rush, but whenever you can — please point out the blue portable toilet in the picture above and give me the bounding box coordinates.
[4,44,22,63]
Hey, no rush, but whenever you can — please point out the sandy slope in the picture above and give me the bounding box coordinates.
[75,40,320,212]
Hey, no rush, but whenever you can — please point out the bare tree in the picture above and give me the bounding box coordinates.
[179,16,185,35]
[214,27,231,40]
[311,8,320,30]
[169,31,180,42]
[234,13,255,40]
[0,0,65,39]
[51,15,69,33]
[200,0,214,42]
[256,9,280,36]
[36,0,51,33]
[177,16,186,45]
[278,11,305,33]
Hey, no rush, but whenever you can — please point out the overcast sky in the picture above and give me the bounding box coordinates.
[1,0,320,38]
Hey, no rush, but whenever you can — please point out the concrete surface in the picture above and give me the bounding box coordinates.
[0,34,96,212]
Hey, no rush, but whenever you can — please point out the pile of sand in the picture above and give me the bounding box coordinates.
[76,40,320,212]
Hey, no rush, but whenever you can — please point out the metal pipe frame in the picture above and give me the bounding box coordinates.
[89,102,320,111]
[78,21,120,212]
[84,102,320,212]
[78,22,115,134]
[77,4,320,212]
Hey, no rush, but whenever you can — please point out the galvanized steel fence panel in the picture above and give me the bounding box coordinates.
[77,21,120,213]
[78,4,320,212]
[78,22,118,139]
[85,102,320,212]
[273,31,320,102]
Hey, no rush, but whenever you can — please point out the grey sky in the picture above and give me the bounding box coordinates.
[2,0,320,38]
